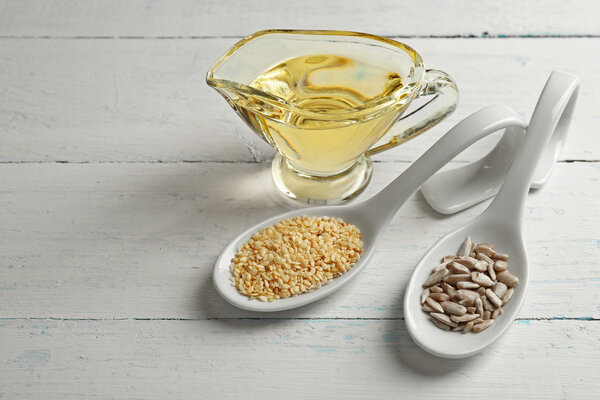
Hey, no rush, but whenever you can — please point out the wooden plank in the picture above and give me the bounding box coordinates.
[1,161,598,319]
[0,38,253,163]
[0,0,598,37]
[0,318,598,398]
[0,38,599,163]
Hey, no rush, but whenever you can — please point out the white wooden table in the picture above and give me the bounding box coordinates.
[1,1,599,398]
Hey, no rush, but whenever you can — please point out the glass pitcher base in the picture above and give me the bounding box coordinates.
[271,154,373,206]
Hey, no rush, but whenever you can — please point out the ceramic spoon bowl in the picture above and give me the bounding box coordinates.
[404,71,579,358]
[421,70,578,214]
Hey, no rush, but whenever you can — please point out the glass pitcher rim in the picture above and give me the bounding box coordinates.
[206,29,425,120]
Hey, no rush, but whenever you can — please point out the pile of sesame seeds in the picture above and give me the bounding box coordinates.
[231,216,363,301]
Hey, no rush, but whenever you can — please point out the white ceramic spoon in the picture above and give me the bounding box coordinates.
[213,105,528,312]
[421,70,578,215]
[404,71,579,358]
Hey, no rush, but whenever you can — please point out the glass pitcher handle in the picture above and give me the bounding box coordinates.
[366,69,459,156]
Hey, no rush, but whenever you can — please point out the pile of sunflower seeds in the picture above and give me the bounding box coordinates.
[421,236,519,333]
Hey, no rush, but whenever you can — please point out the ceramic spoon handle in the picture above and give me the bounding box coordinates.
[362,105,526,228]
[485,71,579,227]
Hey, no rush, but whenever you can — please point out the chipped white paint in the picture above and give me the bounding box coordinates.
[0,2,598,398]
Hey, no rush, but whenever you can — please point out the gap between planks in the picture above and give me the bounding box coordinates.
[0,317,597,322]
[0,160,598,164]
[0,34,599,40]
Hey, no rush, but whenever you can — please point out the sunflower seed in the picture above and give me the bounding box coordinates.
[466,306,476,314]
[473,260,489,272]
[451,313,480,322]
[471,272,494,287]
[431,318,451,331]
[457,236,472,257]
[494,260,508,272]
[450,262,471,274]
[458,298,475,307]
[426,297,444,313]
[430,285,444,293]
[430,312,458,327]
[456,289,479,301]
[473,319,494,332]
[422,304,435,312]
[497,271,519,288]
[488,263,497,281]
[430,292,450,302]
[442,282,457,300]
[475,253,494,264]
[476,252,494,265]
[492,308,503,319]
[423,268,450,287]
[421,288,430,304]
[482,310,491,320]
[454,257,478,270]
[485,288,503,308]
[474,297,484,315]
[492,253,509,261]
[433,262,451,273]
[462,321,475,334]
[475,244,494,257]
[441,301,467,315]
[456,281,480,290]
[482,296,495,311]
[443,274,472,284]
[492,282,508,299]
[452,325,465,332]
[477,287,486,296]
[442,255,456,263]
[502,288,514,304]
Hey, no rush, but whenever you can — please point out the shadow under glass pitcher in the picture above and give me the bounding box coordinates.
[207,30,458,205]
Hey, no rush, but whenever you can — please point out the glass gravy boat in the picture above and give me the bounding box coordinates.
[207,30,458,205]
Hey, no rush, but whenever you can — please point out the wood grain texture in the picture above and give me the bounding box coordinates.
[1,38,599,163]
[0,0,599,37]
[1,3,598,397]
[0,318,598,399]
[1,162,598,319]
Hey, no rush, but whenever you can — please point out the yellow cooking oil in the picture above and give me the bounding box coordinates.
[240,54,408,175]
